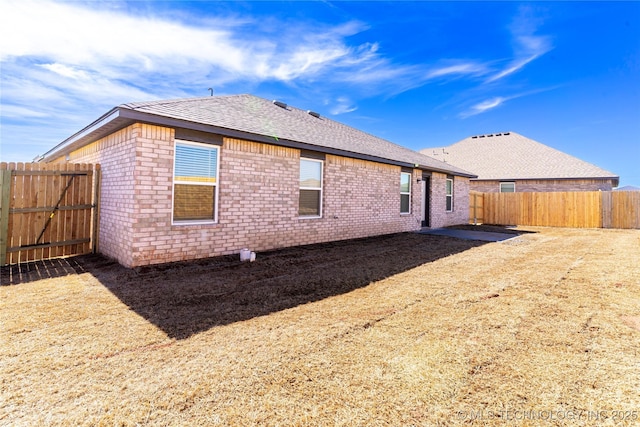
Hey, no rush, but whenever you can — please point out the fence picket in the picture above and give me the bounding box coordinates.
[24,163,35,262]
[0,168,11,265]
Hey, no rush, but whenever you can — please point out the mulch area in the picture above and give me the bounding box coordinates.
[1,232,485,339]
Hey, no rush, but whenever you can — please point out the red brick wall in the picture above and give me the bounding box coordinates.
[62,124,151,265]
[471,179,616,193]
[59,123,468,267]
[429,173,470,228]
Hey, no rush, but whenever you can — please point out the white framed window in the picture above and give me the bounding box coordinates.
[172,140,219,224]
[500,182,515,193]
[400,172,411,214]
[446,177,454,212]
[299,158,323,217]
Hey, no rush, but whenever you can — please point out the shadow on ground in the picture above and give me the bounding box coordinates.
[1,257,87,285]
[421,224,538,242]
[2,233,486,339]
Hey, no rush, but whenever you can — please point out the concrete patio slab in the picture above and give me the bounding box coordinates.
[418,228,519,242]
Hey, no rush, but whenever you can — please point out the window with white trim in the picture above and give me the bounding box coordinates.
[172,140,219,223]
[299,158,323,217]
[400,172,411,214]
[445,177,454,212]
[500,182,515,193]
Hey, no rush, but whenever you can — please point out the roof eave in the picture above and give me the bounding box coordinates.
[40,107,131,162]
[424,166,477,178]
[41,106,477,177]
[472,176,620,186]
[122,109,476,176]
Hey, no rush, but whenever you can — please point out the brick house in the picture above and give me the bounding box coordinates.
[40,94,475,267]
[421,132,619,193]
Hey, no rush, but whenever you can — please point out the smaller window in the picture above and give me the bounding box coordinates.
[500,182,515,193]
[446,178,454,212]
[400,172,411,214]
[173,141,219,223]
[299,158,323,217]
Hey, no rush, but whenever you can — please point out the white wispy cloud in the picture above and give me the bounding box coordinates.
[462,97,508,117]
[0,0,554,105]
[0,0,395,160]
[328,97,358,115]
[425,62,489,80]
[460,85,559,118]
[1,1,246,73]
[0,0,558,161]
[0,1,386,85]
[0,1,401,116]
[1,105,50,119]
[485,6,553,83]
[451,6,554,118]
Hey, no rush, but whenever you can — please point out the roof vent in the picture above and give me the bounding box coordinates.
[272,100,288,109]
[496,133,502,136]
[472,135,478,139]
[487,134,494,137]
[307,110,320,118]
[504,132,510,135]
[479,135,485,138]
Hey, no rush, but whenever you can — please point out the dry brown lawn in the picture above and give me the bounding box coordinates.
[1,227,639,426]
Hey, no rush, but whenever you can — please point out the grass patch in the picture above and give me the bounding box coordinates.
[1,228,639,425]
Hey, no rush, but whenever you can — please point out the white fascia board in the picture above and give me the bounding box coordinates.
[40,107,124,162]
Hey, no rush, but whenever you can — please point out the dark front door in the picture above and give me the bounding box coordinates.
[421,176,431,227]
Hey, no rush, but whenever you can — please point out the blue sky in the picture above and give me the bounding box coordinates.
[1,0,639,186]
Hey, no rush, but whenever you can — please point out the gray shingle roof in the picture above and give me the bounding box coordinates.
[615,185,640,191]
[421,131,618,181]
[118,94,474,176]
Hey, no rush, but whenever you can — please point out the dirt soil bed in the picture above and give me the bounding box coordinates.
[2,228,639,426]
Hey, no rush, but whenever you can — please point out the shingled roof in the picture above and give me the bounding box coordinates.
[421,131,618,183]
[43,94,475,177]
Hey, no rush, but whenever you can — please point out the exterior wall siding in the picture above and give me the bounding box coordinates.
[60,124,154,266]
[429,173,470,228]
[472,178,615,193]
[55,123,469,267]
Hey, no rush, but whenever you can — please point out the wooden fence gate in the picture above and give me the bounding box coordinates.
[0,162,101,265]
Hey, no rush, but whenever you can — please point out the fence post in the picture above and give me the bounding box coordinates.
[473,192,478,225]
[91,165,101,254]
[601,191,612,229]
[0,169,11,266]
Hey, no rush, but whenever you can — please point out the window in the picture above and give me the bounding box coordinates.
[299,158,323,217]
[446,177,454,212]
[400,172,411,214]
[173,140,219,223]
[500,182,515,193]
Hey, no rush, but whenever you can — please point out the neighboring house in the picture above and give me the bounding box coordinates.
[614,185,640,191]
[421,131,619,193]
[40,94,475,267]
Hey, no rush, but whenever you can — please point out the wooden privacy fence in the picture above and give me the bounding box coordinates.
[601,191,640,229]
[0,162,101,265]
[471,191,640,229]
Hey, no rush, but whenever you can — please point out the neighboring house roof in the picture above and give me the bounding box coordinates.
[615,185,640,191]
[421,131,618,185]
[42,94,475,177]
